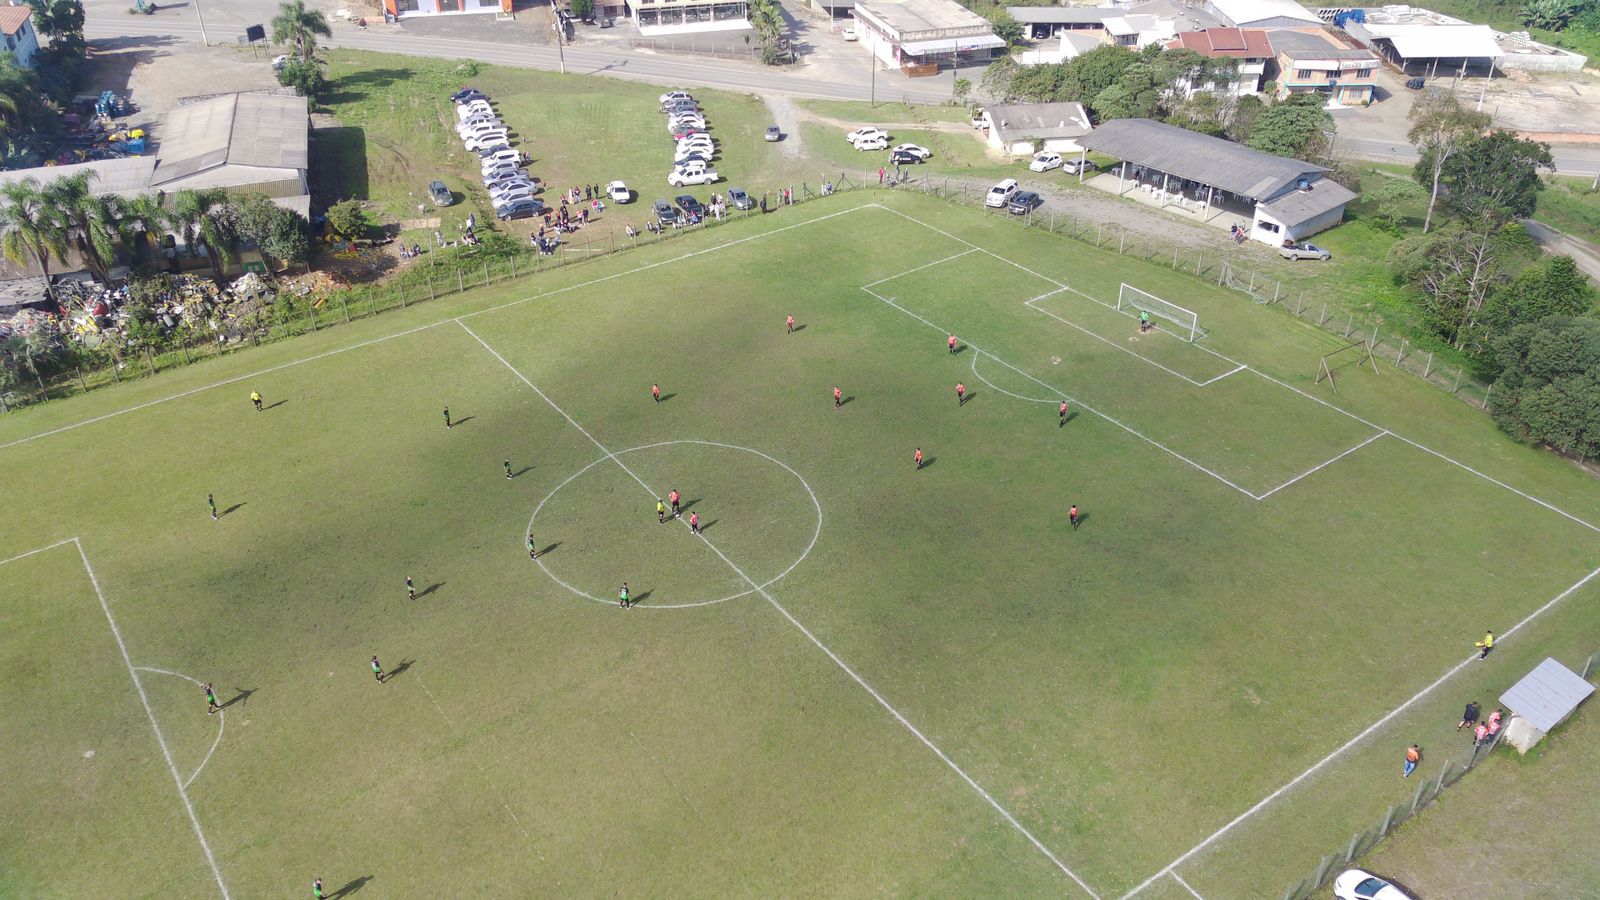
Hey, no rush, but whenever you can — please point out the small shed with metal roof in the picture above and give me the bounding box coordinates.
[1499,657,1595,753]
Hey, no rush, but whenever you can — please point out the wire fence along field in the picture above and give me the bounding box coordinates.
[0,179,871,413]
[1280,647,1600,900]
[878,174,1495,409]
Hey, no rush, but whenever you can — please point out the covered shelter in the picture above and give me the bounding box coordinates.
[1499,657,1595,753]
[1203,0,1322,28]
[852,0,1005,71]
[1348,20,1501,77]
[1076,118,1356,244]
[151,92,310,200]
[1006,6,1114,40]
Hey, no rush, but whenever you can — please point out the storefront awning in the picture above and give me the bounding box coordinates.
[900,33,1005,55]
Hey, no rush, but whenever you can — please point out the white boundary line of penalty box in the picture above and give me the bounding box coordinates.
[0,538,231,899]
[2,198,1596,536]
[454,318,1104,899]
[1118,561,1600,899]
[1021,294,1245,389]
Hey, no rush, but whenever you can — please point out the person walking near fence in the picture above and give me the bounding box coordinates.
[879,166,885,185]
[1475,630,1495,659]
[1403,744,1421,777]
[1458,700,1480,731]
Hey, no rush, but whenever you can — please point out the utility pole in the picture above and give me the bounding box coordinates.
[195,0,210,45]
[869,49,876,107]
[552,7,567,73]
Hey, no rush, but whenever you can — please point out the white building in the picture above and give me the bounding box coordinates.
[1104,13,1179,47]
[0,5,41,68]
[982,102,1094,155]
[853,0,1005,70]
[382,0,510,20]
[1204,0,1323,29]
[1018,32,1102,65]
[1166,27,1273,95]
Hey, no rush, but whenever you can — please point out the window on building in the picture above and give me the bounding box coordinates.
[395,0,419,10]
[1295,69,1313,80]
[1257,220,1280,234]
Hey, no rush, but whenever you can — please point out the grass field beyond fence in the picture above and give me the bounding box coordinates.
[4,193,1600,898]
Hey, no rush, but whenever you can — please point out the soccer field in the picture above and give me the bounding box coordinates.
[5,192,1600,898]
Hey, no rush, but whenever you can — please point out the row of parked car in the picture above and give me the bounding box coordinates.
[661,91,720,188]
[843,126,933,166]
[450,87,545,221]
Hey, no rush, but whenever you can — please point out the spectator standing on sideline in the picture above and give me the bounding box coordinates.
[878,166,885,184]
[1403,744,1421,777]
[1458,700,1480,731]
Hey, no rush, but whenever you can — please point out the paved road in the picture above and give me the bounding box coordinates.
[1341,135,1600,178]
[1523,218,1600,283]
[84,3,952,103]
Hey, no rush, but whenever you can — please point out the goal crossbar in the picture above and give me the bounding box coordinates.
[1314,339,1379,393]
[1118,283,1199,342]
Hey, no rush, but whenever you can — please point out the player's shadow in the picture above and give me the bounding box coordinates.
[1072,512,1089,528]
[838,396,855,407]
[220,687,256,710]
[221,503,246,517]
[678,498,701,513]
[950,344,966,354]
[657,392,677,403]
[537,542,561,557]
[631,590,653,605]
[417,582,444,599]
[1062,411,1080,424]
[959,391,976,405]
[387,660,413,681]
[330,875,373,898]
[511,466,533,478]
[697,519,717,533]
[450,416,475,427]
[918,456,937,469]
[262,400,289,410]
[789,324,807,333]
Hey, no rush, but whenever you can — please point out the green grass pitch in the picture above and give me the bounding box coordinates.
[4,192,1600,898]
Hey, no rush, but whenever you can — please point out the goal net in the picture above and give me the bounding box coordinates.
[1117,284,1200,342]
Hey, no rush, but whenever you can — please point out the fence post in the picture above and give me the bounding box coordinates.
[1397,339,1407,364]
[1196,251,1203,275]
[1217,260,1226,287]
[1096,223,1102,246]
[1583,649,1600,679]
[1454,366,1464,392]
[110,357,120,383]
[339,293,350,323]
[1311,853,1334,888]
[76,366,87,392]
[458,270,465,293]
[1248,271,1256,292]
[1172,248,1178,269]
[1345,314,1354,337]
[1118,230,1126,254]
[400,283,408,307]
[429,273,436,300]
[1424,351,1434,378]
[145,346,156,376]
[1409,778,1428,814]
[1273,281,1281,304]
[511,255,517,279]
[484,261,490,285]
[1345,829,1363,862]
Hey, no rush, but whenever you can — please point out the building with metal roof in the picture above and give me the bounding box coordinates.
[1007,5,1115,40]
[981,102,1093,155]
[1167,27,1274,95]
[1076,118,1356,244]
[852,0,1005,69]
[1018,31,1103,64]
[1204,0,1321,28]
[1499,657,1595,752]
[1267,29,1379,105]
[151,92,310,199]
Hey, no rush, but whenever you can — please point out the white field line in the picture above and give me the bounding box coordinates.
[1196,365,1248,387]
[73,540,231,899]
[1024,296,1226,389]
[1170,870,1205,900]
[0,202,878,456]
[132,666,226,790]
[0,536,77,566]
[414,673,532,841]
[1253,431,1389,501]
[457,319,1102,897]
[1121,562,1600,899]
[860,248,978,288]
[862,285,1259,501]
[970,351,1057,405]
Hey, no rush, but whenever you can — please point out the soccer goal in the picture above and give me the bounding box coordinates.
[1117,284,1200,342]
[1314,339,1380,393]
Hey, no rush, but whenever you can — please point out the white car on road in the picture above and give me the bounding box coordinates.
[668,160,719,187]
[1029,152,1063,172]
[846,126,890,145]
[892,143,931,160]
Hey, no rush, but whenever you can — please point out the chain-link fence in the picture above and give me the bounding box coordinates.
[0,175,868,412]
[1279,647,1600,900]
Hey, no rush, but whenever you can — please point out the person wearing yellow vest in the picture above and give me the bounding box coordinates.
[1475,630,1495,659]
[250,390,263,411]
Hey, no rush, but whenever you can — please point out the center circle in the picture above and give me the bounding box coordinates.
[526,440,822,609]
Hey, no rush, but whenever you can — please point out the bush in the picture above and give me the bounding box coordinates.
[277,56,329,102]
[325,199,371,240]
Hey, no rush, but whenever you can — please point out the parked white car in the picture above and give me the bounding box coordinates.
[490,184,538,208]
[1029,152,1063,172]
[456,100,493,121]
[464,131,510,152]
[842,25,858,40]
[1333,870,1413,900]
[846,126,889,145]
[675,139,716,161]
[668,115,706,133]
[1062,158,1098,175]
[892,143,931,160]
[606,180,633,203]
[659,89,694,105]
[457,117,504,137]
[853,136,889,151]
[668,161,719,187]
[479,148,521,170]
[985,178,1020,207]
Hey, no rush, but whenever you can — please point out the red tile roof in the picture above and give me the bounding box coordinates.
[1167,27,1273,58]
[0,5,34,36]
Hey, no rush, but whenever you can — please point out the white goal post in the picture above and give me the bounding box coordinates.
[1117,283,1200,342]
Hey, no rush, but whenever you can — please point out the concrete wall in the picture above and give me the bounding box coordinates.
[1498,50,1587,72]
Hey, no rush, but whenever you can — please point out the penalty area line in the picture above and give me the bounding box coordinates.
[457,319,1102,897]
[1120,562,1600,899]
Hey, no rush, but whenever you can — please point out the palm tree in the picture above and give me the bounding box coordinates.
[166,189,235,283]
[118,194,167,269]
[0,177,66,282]
[43,172,120,284]
[272,0,332,62]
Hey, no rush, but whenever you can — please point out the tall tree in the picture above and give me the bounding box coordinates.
[1480,255,1598,338]
[1246,93,1332,159]
[0,177,66,281]
[43,172,121,284]
[1437,130,1553,223]
[118,194,167,267]
[1407,90,1490,233]
[31,0,86,43]
[1061,45,1137,107]
[1489,315,1600,460]
[1387,212,1516,351]
[271,0,332,62]
[166,189,235,283]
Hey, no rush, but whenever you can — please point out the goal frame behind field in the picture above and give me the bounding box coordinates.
[1117,284,1200,342]
[1314,338,1380,393]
